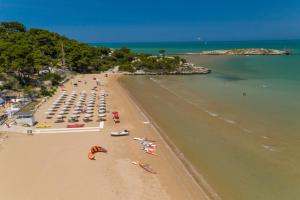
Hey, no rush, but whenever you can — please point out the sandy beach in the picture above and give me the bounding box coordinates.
[0,73,209,200]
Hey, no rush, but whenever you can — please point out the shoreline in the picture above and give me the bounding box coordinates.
[118,75,220,200]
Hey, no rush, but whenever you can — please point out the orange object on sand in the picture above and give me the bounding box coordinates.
[90,146,107,153]
[88,152,95,160]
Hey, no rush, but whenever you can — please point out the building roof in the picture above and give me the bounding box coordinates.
[16,112,33,117]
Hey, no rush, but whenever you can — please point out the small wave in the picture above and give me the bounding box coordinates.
[261,84,268,88]
[262,145,277,152]
[243,128,252,133]
[208,112,219,117]
[221,118,236,124]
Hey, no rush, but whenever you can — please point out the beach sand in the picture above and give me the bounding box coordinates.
[0,74,209,200]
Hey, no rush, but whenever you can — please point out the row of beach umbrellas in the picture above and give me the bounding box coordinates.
[98,90,107,120]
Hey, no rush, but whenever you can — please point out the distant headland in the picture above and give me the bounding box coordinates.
[183,48,291,56]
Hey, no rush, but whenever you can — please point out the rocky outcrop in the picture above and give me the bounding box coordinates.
[186,48,291,55]
[124,64,211,75]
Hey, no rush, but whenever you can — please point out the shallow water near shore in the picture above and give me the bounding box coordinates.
[119,42,300,200]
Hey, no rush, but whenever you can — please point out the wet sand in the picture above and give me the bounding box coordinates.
[0,73,209,200]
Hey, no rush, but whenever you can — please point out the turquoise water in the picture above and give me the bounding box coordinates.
[110,41,300,200]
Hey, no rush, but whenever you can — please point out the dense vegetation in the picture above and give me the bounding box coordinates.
[0,22,185,97]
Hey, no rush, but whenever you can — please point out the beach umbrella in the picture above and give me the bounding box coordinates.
[56,114,64,119]
[86,110,94,114]
[85,114,93,118]
[73,111,81,114]
[98,113,106,117]
[74,107,81,111]
[99,110,105,114]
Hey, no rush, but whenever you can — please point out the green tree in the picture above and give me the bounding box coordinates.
[0,22,26,32]
[159,49,166,57]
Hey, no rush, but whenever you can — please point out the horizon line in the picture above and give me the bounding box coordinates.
[87,39,300,44]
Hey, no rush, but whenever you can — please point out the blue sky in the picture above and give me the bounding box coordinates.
[1,0,300,42]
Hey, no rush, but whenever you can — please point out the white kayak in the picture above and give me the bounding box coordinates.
[111,130,129,136]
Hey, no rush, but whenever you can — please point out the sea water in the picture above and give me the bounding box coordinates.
[95,41,300,200]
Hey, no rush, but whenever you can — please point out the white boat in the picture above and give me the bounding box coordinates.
[111,130,129,136]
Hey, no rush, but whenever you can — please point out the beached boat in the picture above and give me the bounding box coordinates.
[110,130,129,136]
